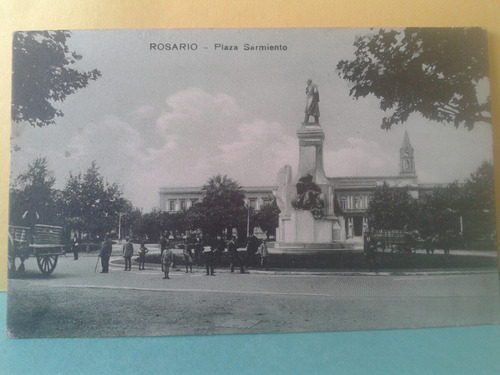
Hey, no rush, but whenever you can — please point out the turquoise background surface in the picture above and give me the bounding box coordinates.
[1,292,499,374]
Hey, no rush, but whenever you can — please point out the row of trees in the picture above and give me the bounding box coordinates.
[9,159,280,243]
[367,161,496,244]
[9,158,133,240]
[10,156,495,246]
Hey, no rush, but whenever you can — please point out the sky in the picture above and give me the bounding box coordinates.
[10,28,494,210]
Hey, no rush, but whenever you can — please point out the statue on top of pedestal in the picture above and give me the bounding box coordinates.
[304,79,320,124]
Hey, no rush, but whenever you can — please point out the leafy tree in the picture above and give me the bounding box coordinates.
[164,211,187,238]
[120,207,143,240]
[189,175,246,238]
[415,162,495,244]
[462,160,495,210]
[11,31,101,127]
[184,204,204,233]
[416,183,463,238]
[460,161,496,243]
[366,182,417,230]
[9,157,59,227]
[61,161,131,239]
[337,28,490,130]
[133,209,162,241]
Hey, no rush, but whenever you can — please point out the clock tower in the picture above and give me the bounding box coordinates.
[400,130,416,176]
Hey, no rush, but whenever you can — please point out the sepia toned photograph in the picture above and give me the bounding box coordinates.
[6,28,499,338]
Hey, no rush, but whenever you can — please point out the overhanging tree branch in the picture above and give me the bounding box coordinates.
[11,30,101,127]
[337,27,490,130]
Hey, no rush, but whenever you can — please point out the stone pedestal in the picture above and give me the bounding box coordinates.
[296,123,328,185]
[276,211,340,245]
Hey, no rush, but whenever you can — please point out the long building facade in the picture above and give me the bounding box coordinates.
[158,186,276,213]
[158,132,438,239]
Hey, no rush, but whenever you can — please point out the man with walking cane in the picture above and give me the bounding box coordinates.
[98,234,113,273]
[94,255,100,273]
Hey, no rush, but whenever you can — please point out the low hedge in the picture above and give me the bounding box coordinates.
[143,251,498,270]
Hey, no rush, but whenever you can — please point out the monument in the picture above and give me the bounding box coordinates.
[274,80,344,249]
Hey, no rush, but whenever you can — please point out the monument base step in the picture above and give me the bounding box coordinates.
[273,241,354,253]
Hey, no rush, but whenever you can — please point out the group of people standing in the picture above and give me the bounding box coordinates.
[208,231,270,275]
[97,235,148,274]
[97,231,270,277]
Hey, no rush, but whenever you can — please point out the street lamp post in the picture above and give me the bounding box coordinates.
[246,202,250,238]
[118,212,124,243]
[459,215,463,238]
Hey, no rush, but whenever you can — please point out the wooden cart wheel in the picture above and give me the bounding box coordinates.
[37,255,58,274]
[8,257,16,274]
[7,235,17,274]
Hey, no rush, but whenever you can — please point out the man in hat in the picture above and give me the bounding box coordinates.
[194,234,203,265]
[71,233,79,260]
[203,241,217,276]
[228,235,244,273]
[259,238,269,270]
[161,245,174,279]
[122,237,134,271]
[99,234,113,273]
[159,233,169,257]
[246,230,261,268]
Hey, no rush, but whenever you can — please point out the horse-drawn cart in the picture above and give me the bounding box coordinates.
[364,230,416,254]
[364,229,451,255]
[8,224,65,275]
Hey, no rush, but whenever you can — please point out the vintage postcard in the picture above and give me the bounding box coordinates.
[7,28,499,338]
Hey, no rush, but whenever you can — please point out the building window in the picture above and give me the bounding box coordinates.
[340,196,347,210]
[354,195,362,210]
[180,200,186,211]
[263,197,273,205]
[249,198,257,209]
[191,198,198,206]
[169,200,176,211]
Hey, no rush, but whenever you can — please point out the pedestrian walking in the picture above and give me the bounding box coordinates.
[122,237,134,271]
[159,233,169,257]
[99,234,113,273]
[246,231,260,268]
[228,235,244,273]
[363,232,378,272]
[259,238,269,270]
[138,242,148,270]
[71,233,79,260]
[194,235,203,265]
[161,246,174,279]
[183,241,193,273]
[216,237,225,266]
[203,245,216,276]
